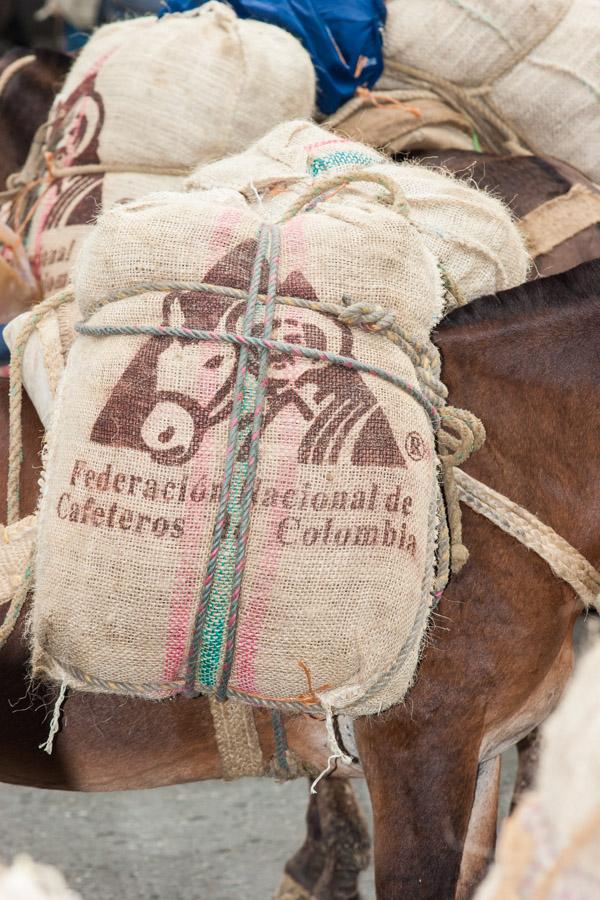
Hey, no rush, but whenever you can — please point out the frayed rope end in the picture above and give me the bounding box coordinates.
[39,680,67,755]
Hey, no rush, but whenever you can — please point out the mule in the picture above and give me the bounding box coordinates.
[1,259,598,898]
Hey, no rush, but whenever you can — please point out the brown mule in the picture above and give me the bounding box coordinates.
[2,260,598,898]
[0,39,597,900]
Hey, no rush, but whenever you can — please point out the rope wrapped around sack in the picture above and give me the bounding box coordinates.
[383,1,570,157]
[437,406,486,573]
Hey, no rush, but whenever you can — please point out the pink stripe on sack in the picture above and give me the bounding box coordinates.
[162,210,242,681]
[232,218,307,694]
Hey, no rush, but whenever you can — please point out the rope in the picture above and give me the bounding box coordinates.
[437,406,486,572]
[383,59,532,155]
[0,546,34,650]
[88,278,444,393]
[7,289,74,524]
[216,225,281,699]
[383,2,570,155]
[270,709,292,779]
[280,169,411,220]
[39,679,67,755]
[456,469,600,611]
[43,152,190,180]
[76,322,440,431]
[183,225,272,696]
[0,54,35,100]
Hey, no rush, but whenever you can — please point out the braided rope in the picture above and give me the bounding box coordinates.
[456,470,600,611]
[183,226,272,696]
[76,322,440,430]
[216,225,281,699]
[279,170,411,221]
[87,278,447,410]
[437,406,487,572]
[7,289,74,524]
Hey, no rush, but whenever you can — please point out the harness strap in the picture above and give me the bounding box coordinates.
[519,184,600,258]
[208,695,265,780]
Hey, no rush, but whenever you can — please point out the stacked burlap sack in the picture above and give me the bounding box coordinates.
[1,2,315,298]
[476,634,600,899]
[30,126,528,718]
[187,120,530,304]
[5,122,531,438]
[378,0,599,181]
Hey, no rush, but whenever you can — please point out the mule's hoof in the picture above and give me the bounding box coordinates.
[273,873,314,900]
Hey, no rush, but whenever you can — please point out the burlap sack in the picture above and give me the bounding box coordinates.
[19,3,315,296]
[4,298,78,427]
[476,635,600,898]
[33,171,444,717]
[380,0,599,182]
[187,120,530,303]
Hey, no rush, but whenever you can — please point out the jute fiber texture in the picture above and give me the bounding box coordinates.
[326,89,477,153]
[15,2,315,298]
[3,298,79,428]
[379,0,600,182]
[33,167,444,718]
[187,120,529,304]
[476,636,600,899]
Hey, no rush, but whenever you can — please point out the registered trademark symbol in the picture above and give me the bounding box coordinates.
[405,431,425,461]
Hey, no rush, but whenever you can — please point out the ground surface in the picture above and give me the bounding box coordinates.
[0,753,518,899]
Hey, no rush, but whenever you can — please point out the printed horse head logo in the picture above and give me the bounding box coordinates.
[91,290,241,466]
[90,240,407,468]
[43,65,107,231]
[47,65,105,167]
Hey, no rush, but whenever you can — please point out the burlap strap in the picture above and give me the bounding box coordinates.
[519,184,600,257]
[209,696,265,780]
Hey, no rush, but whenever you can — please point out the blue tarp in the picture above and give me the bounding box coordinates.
[159,0,386,114]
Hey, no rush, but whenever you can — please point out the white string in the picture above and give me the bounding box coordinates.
[310,703,353,794]
[39,680,67,755]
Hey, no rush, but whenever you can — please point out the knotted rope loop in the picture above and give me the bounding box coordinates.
[280,169,411,221]
[339,295,397,332]
[438,406,486,467]
[437,406,486,573]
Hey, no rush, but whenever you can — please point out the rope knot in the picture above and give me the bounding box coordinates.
[437,406,486,575]
[339,296,396,333]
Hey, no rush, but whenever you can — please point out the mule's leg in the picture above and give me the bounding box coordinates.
[455,756,501,900]
[355,712,481,900]
[276,781,327,900]
[275,779,370,900]
[311,778,371,900]
[511,729,540,811]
